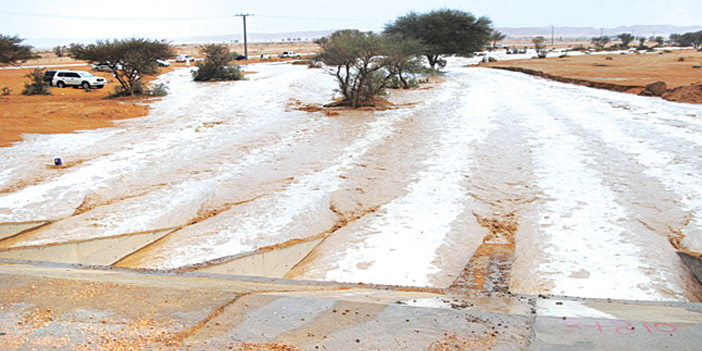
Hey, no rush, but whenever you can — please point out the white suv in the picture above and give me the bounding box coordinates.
[51,70,106,89]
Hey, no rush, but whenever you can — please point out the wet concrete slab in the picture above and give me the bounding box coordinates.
[0,262,700,350]
[533,297,702,351]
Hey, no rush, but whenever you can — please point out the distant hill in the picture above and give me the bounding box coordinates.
[497,25,702,38]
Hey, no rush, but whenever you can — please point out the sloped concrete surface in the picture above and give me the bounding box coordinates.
[0,262,699,350]
[0,221,51,241]
[0,228,176,266]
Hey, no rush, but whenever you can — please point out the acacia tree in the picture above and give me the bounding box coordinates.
[318,30,400,108]
[617,33,635,48]
[385,9,492,69]
[384,35,425,89]
[671,31,702,49]
[591,36,610,50]
[489,30,507,49]
[0,34,39,66]
[69,38,174,96]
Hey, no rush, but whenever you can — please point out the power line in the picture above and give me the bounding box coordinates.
[0,11,383,23]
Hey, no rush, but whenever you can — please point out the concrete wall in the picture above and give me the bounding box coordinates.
[0,228,175,266]
[0,221,51,241]
[196,238,323,278]
[679,252,702,286]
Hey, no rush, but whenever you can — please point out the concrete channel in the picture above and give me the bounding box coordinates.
[0,223,177,266]
[0,221,51,241]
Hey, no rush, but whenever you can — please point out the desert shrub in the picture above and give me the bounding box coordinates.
[663,50,672,53]
[559,54,568,58]
[291,60,309,65]
[192,61,243,81]
[566,46,588,52]
[21,68,51,95]
[192,43,244,82]
[678,57,686,62]
[145,83,168,96]
[488,56,498,62]
[1,87,10,95]
[109,80,144,98]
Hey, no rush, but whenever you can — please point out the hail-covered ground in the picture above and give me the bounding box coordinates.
[1,57,701,302]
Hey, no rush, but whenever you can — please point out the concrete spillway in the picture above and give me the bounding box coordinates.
[0,221,51,241]
[0,226,176,266]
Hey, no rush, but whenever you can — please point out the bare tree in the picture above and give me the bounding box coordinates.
[533,36,547,58]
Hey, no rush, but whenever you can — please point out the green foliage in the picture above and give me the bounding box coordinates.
[385,9,492,69]
[21,68,51,95]
[70,38,174,96]
[0,35,39,65]
[145,83,168,96]
[670,31,702,48]
[192,43,243,82]
[488,56,498,62]
[489,30,506,49]
[591,36,611,50]
[193,62,243,81]
[617,33,635,48]
[566,46,589,52]
[317,30,391,107]
[54,45,67,58]
[1,87,10,95]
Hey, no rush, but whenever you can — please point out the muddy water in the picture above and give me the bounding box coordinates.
[1,62,701,301]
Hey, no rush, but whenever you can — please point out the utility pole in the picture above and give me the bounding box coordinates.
[236,13,253,60]
[551,25,554,47]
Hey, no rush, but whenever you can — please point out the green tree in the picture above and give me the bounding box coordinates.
[385,9,492,69]
[69,38,174,96]
[671,31,702,49]
[591,36,611,50]
[317,30,396,108]
[54,45,67,58]
[489,30,507,50]
[22,68,51,95]
[0,34,39,66]
[617,33,635,48]
[651,36,665,46]
[192,43,243,82]
[383,35,426,89]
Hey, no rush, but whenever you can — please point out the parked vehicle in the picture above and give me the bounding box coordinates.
[43,70,57,83]
[156,59,170,67]
[175,55,193,62]
[278,51,300,58]
[51,70,106,89]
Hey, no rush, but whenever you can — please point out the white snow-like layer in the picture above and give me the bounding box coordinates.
[313,70,496,287]
[487,67,702,301]
[149,99,419,269]
[0,64,336,227]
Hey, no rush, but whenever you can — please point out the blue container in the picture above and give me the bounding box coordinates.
[54,158,62,166]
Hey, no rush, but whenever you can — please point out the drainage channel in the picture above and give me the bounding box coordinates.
[0,222,177,266]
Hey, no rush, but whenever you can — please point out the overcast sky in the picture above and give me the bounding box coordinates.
[1,0,701,46]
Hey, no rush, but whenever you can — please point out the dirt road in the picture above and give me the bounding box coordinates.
[1,60,701,302]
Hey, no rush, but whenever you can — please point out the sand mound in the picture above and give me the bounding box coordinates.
[663,83,702,104]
